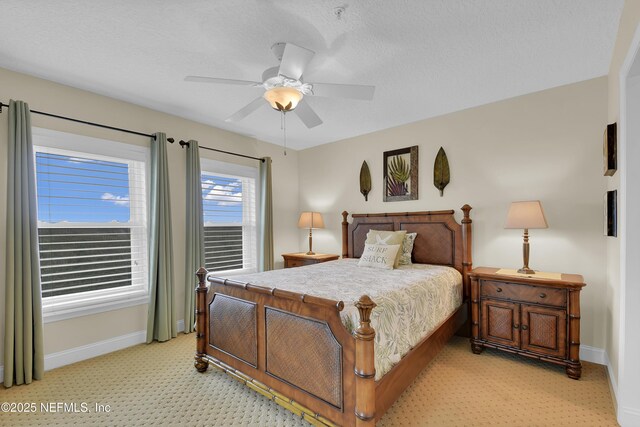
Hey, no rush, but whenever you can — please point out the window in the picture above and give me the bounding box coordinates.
[201,159,258,275]
[33,128,149,320]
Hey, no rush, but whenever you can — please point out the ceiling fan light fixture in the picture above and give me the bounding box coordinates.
[263,86,303,112]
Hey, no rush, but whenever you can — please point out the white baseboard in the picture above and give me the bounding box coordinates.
[619,406,640,426]
[618,408,640,427]
[578,345,621,419]
[603,348,618,415]
[580,344,607,365]
[0,319,186,378]
[579,345,640,427]
[44,329,147,371]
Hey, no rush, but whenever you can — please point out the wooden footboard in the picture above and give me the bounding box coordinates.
[195,268,377,426]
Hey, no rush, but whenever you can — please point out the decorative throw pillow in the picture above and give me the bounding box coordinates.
[398,232,417,266]
[358,243,401,270]
[365,230,407,267]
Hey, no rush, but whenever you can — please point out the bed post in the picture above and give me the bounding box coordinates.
[342,211,349,258]
[194,267,209,373]
[354,295,376,426]
[461,204,473,299]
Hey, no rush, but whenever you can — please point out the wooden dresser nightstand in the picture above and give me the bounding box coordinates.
[469,267,586,379]
[282,252,339,268]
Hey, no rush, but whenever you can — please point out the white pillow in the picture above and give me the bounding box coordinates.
[365,230,407,267]
[358,243,401,270]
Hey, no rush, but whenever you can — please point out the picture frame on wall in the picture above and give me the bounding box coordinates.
[605,190,617,237]
[383,146,418,202]
[604,122,617,176]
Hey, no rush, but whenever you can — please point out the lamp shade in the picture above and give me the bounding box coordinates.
[505,201,548,229]
[298,212,324,229]
[264,87,303,111]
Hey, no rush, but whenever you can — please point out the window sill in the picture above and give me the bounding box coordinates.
[207,268,257,278]
[43,292,149,323]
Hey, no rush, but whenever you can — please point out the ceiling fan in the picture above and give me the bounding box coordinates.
[184,42,375,129]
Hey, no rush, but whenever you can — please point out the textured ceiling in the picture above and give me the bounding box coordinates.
[0,1,624,150]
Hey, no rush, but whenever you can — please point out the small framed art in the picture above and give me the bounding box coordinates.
[383,146,418,202]
[604,123,617,176]
[605,190,617,237]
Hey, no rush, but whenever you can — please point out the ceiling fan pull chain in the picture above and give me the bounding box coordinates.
[282,111,287,156]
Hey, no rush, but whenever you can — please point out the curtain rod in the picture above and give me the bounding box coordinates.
[0,101,174,142]
[179,140,265,163]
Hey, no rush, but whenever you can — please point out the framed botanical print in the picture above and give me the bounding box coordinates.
[604,123,617,176]
[605,190,617,237]
[383,146,418,202]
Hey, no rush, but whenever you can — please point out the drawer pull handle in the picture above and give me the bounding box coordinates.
[539,293,547,299]
[521,325,528,331]
[496,287,503,293]
[513,324,519,329]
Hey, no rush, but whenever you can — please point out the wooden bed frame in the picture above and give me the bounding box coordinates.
[194,206,472,426]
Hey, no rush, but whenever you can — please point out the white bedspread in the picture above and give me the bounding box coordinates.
[228,258,462,380]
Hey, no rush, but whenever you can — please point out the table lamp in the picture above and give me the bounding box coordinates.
[505,201,548,274]
[298,212,325,255]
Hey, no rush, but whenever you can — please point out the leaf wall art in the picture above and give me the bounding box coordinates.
[433,147,450,197]
[359,160,372,201]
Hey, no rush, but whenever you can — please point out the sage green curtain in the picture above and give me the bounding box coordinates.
[4,100,45,387]
[146,132,176,343]
[259,157,274,271]
[183,140,204,334]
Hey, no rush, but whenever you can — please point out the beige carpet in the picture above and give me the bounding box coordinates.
[1,334,617,426]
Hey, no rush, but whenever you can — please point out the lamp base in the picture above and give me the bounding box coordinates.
[306,251,316,255]
[517,267,535,274]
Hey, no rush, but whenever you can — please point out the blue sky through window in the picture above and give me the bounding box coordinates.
[36,152,132,223]
[201,173,243,224]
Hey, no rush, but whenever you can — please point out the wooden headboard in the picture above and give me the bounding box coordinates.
[341,205,473,299]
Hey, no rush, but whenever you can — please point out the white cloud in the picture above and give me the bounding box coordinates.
[201,179,215,191]
[101,192,130,206]
[204,184,242,206]
[218,194,242,206]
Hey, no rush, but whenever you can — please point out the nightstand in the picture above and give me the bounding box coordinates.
[469,267,586,379]
[282,252,339,268]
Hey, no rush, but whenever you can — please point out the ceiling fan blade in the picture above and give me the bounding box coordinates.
[185,76,260,86]
[309,82,375,101]
[278,43,315,80]
[294,100,323,129]
[225,97,265,123]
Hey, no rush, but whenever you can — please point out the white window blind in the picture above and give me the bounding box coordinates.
[201,163,257,275]
[34,142,148,303]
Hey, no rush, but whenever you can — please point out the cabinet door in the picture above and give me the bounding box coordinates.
[521,304,567,358]
[481,299,520,348]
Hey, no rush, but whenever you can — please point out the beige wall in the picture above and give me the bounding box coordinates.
[0,41,621,378]
[0,67,299,359]
[606,0,640,388]
[298,77,608,350]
